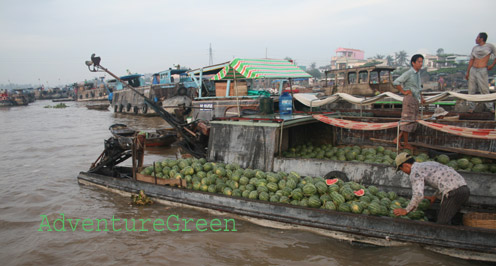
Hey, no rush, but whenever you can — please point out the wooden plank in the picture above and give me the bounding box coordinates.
[370,138,496,160]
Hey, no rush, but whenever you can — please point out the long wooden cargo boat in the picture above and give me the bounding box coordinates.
[77,167,496,262]
[206,115,496,207]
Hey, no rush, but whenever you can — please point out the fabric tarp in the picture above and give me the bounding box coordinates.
[417,120,496,140]
[313,115,408,130]
[211,58,312,80]
[313,115,496,140]
[294,92,496,107]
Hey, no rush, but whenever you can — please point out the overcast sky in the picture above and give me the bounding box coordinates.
[0,0,494,87]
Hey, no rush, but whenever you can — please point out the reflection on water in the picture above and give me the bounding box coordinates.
[0,100,484,265]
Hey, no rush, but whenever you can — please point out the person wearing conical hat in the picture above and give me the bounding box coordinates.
[430,107,449,120]
[393,153,470,224]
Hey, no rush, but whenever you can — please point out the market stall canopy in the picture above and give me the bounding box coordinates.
[211,58,312,80]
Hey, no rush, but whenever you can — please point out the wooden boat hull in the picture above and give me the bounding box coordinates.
[77,169,496,262]
[86,103,110,110]
[109,124,176,147]
[145,134,177,147]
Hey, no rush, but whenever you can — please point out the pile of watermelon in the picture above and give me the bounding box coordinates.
[282,142,496,174]
[140,158,429,221]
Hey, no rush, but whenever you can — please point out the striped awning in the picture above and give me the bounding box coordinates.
[211,58,312,80]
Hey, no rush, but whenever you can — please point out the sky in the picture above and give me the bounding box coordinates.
[0,0,494,87]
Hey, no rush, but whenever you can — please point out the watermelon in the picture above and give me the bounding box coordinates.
[368,202,383,216]
[325,178,339,186]
[330,191,345,205]
[353,189,365,197]
[286,179,297,190]
[257,185,268,193]
[341,188,355,201]
[232,189,242,197]
[437,154,450,164]
[290,188,304,200]
[223,187,232,196]
[387,191,398,201]
[350,202,363,214]
[259,192,269,201]
[248,191,258,200]
[308,195,322,208]
[407,210,424,220]
[338,202,351,212]
[320,194,332,203]
[299,198,309,207]
[269,195,280,203]
[349,182,361,191]
[472,164,488,172]
[315,182,328,195]
[471,157,483,165]
[239,176,249,185]
[267,182,279,192]
[279,196,290,204]
[322,201,337,210]
[303,184,317,196]
[418,198,431,211]
[327,184,340,193]
[368,186,379,195]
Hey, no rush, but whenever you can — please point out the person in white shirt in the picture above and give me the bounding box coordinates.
[465,32,496,113]
[393,153,470,224]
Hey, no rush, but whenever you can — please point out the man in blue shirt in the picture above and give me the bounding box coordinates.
[392,54,425,150]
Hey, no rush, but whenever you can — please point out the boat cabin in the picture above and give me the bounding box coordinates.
[113,74,145,91]
[325,66,398,96]
[153,69,197,89]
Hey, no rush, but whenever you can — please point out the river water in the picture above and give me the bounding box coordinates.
[0,100,486,265]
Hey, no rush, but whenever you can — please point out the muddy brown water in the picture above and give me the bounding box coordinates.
[0,100,487,265]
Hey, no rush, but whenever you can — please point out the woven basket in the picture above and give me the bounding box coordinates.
[463,212,496,230]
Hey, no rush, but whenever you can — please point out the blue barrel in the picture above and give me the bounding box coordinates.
[279,92,292,118]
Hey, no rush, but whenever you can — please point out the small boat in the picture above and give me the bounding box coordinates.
[109,124,177,147]
[52,97,75,102]
[86,103,110,110]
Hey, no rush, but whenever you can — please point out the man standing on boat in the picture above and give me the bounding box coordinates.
[392,54,425,150]
[393,153,470,224]
[465,32,496,113]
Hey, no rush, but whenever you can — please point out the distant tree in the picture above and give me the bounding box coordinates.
[386,55,394,66]
[307,62,322,78]
[362,60,382,67]
[395,50,408,67]
[436,48,445,56]
[374,54,385,59]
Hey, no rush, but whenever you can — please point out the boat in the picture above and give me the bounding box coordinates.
[0,90,14,107]
[324,66,398,96]
[77,162,496,262]
[52,97,75,102]
[76,77,110,102]
[79,54,496,262]
[10,91,29,106]
[86,103,110,110]
[109,124,177,147]
[110,69,197,115]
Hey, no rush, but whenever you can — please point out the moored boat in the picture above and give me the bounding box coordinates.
[86,103,110,110]
[80,54,496,262]
[109,124,177,147]
[77,164,496,262]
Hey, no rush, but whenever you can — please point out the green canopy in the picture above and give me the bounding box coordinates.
[211,58,312,80]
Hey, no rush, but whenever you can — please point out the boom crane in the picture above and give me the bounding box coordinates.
[85,54,207,173]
